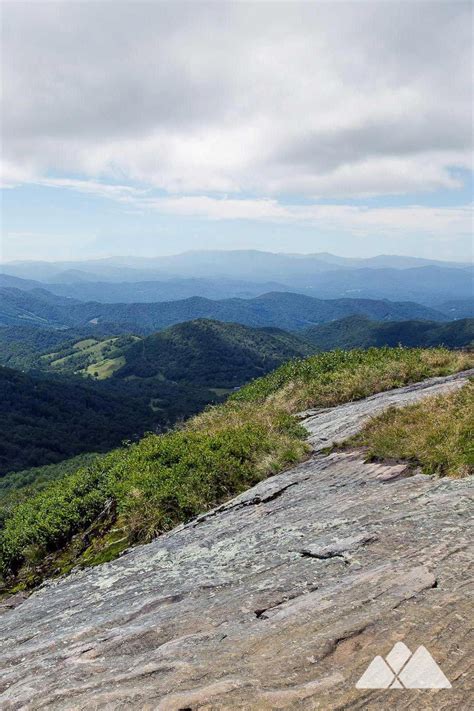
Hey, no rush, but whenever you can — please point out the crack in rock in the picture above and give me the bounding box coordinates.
[300,549,350,565]
[192,479,306,527]
[254,585,319,619]
[299,533,378,563]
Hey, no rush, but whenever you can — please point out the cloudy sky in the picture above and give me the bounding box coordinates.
[1,0,472,262]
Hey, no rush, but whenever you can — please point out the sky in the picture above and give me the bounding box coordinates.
[1,0,473,263]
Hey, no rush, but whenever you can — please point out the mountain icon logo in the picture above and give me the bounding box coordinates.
[356,641,451,689]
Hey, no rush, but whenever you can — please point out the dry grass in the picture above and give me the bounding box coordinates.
[350,381,473,478]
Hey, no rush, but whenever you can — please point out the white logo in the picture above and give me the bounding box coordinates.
[356,641,451,689]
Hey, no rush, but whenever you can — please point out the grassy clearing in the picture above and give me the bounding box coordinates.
[43,336,139,379]
[348,381,473,478]
[85,356,125,379]
[0,347,471,590]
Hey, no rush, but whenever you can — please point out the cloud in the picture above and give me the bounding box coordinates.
[139,197,474,239]
[26,177,471,240]
[1,1,472,197]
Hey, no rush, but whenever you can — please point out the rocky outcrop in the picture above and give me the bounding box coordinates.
[300,369,474,450]
[0,371,472,709]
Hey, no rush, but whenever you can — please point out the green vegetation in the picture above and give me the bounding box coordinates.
[0,412,306,585]
[0,454,102,530]
[0,363,222,475]
[0,367,154,475]
[0,320,317,477]
[302,315,474,351]
[0,452,102,496]
[0,324,120,371]
[0,346,471,592]
[348,382,473,478]
[230,345,472,410]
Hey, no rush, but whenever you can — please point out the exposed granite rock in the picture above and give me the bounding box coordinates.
[0,371,472,709]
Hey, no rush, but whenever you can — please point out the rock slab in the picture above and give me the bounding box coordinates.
[0,371,473,709]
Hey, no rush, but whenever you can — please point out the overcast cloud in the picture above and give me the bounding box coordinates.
[1,0,472,259]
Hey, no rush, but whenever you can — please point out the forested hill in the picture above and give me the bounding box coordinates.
[0,286,446,332]
[114,319,315,387]
[303,316,474,351]
[1,320,315,382]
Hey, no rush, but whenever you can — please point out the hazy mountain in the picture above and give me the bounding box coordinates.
[436,299,474,319]
[1,250,470,285]
[0,287,74,328]
[2,254,471,305]
[0,273,292,303]
[297,265,473,304]
[0,286,446,333]
[303,315,474,351]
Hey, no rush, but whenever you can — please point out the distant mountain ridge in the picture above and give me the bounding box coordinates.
[0,286,447,333]
[2,251,471,305]
[0,273,293,303]
[2,250,470,283]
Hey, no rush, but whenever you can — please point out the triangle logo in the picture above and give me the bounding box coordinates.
[399,646,452,689]
[356,656,395,689]
[356,642,451,689]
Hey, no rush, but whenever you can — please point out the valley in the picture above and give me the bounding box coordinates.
[1,279,472,481]
[0,253,472,626]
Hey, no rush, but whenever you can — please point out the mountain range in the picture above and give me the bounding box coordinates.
[1,250,472,305]
[1,249,471,477]
[2,251,470,281]
[0,286,450,333]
